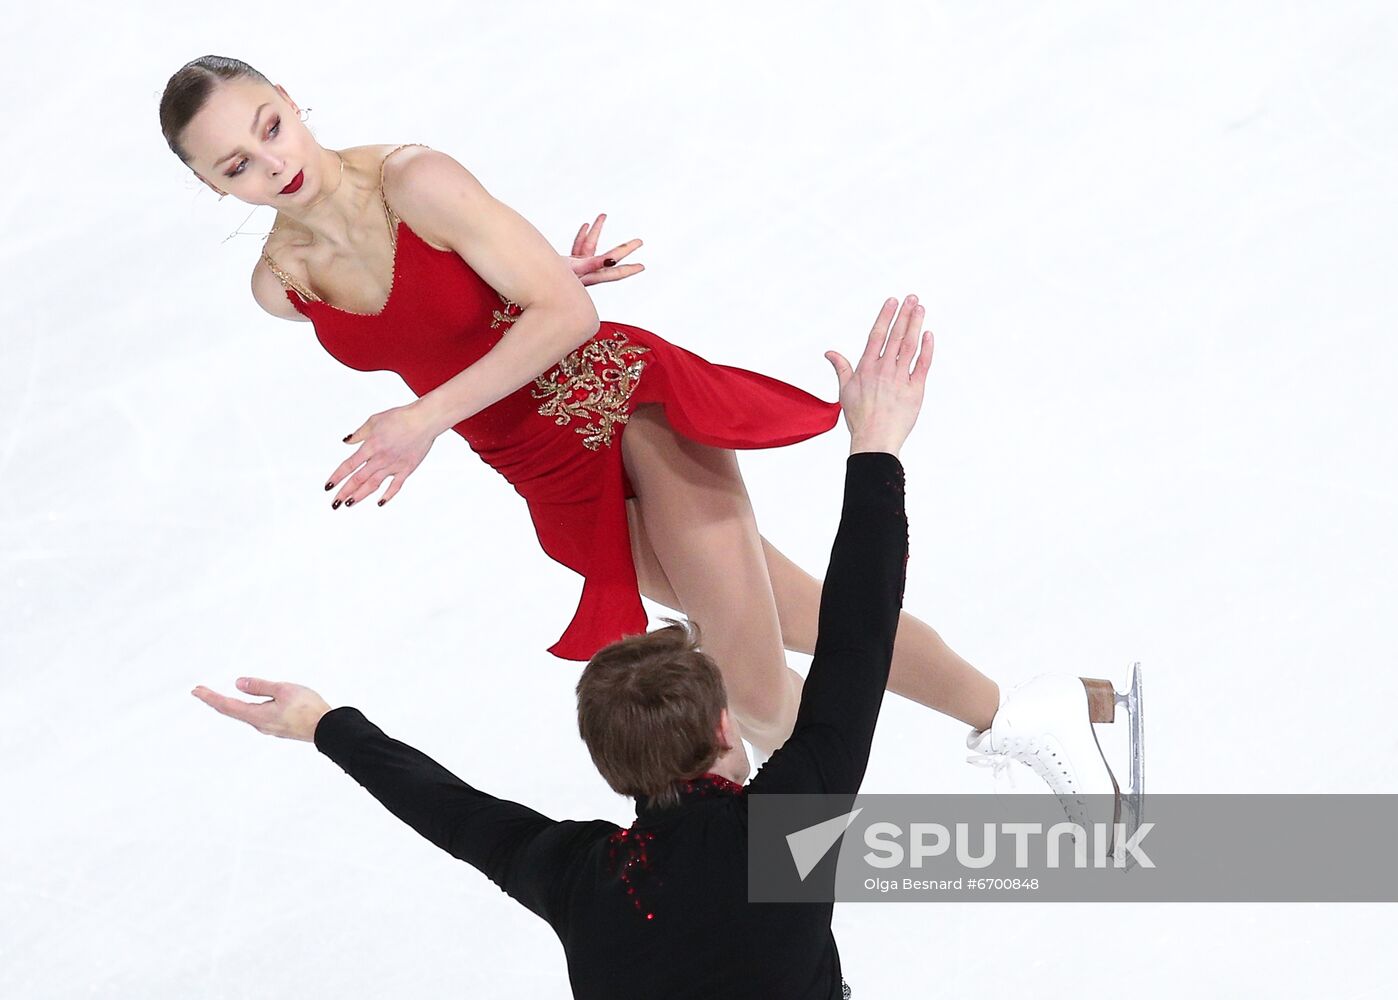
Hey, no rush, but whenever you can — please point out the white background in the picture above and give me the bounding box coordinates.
[3,1,1395,996]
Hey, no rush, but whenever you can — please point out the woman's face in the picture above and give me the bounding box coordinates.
[179,78,324,207]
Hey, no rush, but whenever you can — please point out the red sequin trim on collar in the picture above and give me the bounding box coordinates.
[609,773,745,921]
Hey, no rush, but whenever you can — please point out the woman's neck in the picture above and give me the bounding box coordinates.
[275,147,368,249]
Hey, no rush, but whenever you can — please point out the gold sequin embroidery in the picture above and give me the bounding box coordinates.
[491,291,522,329]
[532,331,651,450]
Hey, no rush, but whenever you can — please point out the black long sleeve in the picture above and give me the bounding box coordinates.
[314,708,617,928]
[747,450,909,797]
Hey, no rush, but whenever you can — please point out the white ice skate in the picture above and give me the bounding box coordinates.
[966,664,1144,866]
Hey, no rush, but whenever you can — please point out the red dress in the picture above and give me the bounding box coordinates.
[262,146,841,661]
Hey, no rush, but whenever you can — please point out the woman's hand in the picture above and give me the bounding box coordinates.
[191,678,331,743]
[564,213,645,286]
[326,402,440,508]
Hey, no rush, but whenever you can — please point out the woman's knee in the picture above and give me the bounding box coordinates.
[723,661,800,734]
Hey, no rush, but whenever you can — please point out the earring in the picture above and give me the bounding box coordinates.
[298,107,312,123]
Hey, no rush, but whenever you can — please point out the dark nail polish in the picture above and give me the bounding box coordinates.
[603,258,618,267]
[345,498,355,507]
[332,499,342,510]
[343,434,351,443]
[324,482,334,491]
[377,499,386,507]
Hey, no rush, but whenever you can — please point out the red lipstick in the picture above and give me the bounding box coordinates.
[280,170,305,195]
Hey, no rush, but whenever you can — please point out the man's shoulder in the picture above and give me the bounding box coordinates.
[548,817,625,849]
[567,818,626,835]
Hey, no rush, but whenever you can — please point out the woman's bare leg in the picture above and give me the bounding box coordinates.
[624,451,999,732]
[758,538,999,731]
[619,404,804,754]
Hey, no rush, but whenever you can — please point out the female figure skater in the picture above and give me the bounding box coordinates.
[158,55,1141,817]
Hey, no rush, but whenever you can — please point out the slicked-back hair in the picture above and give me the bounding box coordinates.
[159,55,271,163]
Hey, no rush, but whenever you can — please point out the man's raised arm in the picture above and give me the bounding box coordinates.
[748,294,930,797]
[745,452,908,796]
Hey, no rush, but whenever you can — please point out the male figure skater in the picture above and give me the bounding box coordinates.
[194,297,927,998]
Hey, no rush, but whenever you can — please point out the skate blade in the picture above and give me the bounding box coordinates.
[1081,664,1145,869]
[1117,662,1145,863]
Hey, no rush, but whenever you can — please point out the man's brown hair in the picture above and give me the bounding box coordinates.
[576,618,728,808]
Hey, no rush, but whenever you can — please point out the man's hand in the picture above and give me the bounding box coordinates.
[824,295,933,457]
[191,678,332,743]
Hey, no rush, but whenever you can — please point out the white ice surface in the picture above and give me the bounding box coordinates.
[3,1,1396,997]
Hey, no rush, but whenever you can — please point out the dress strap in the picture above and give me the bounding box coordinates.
[259,144,426,304]
[261,250,321,304]
[378,143,431,247]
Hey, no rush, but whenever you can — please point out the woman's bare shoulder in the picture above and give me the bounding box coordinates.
[251,258,311,321]
[343,142,439,180]
[380,146,487,250]
[381,143,473,187]
[252,219,312,322]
